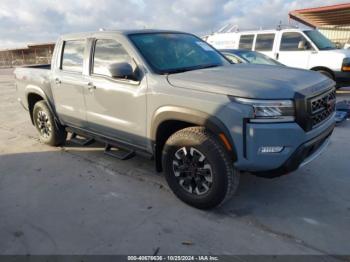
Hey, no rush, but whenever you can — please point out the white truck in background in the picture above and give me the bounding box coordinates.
[205,27,350,88]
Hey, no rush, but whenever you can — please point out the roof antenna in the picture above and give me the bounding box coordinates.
[277,21,282,30]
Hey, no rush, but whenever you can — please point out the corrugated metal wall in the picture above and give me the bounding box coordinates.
[319,25,350,47]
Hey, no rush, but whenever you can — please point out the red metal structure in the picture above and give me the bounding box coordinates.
[289,3,350,28]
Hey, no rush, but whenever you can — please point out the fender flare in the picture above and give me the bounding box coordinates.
[25,86,62,125]
[310,66,335,79]
[151,106,237,160]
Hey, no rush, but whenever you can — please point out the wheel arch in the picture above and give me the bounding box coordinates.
[26,88,61,125]
[310,66,335,79]
[151,106,237,172]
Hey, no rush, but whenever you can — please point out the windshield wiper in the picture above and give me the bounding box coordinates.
[166,64,220,74]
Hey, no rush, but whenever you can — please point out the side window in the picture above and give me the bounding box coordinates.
[280,32,309,51]
[93,39,133,77]
[255,34,275,51]
[61,40,85,72]
[239,35,254,50]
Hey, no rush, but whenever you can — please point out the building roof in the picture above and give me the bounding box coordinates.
[289,3,350,28]
[27,42,55,48]
[0,42,55,52]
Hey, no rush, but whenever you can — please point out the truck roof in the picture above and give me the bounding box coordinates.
[215,28,313,36]
[60,29,188,40]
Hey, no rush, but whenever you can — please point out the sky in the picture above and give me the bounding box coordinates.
[0,0,347,49]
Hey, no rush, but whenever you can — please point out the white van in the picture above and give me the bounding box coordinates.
[205,28,350,87]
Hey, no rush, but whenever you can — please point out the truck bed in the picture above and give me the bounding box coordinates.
[14,64,53,111]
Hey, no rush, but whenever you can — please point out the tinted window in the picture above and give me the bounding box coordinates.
[93,39,133,76]
[61,40,85,72]
[129,33,227,74]
[280,32,309,51]
[238,35,254,50]
[255,34,275,51]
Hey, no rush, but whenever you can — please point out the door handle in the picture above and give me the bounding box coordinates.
[275,53,279,60]
[87,82,96,91]
[55,78,61,85]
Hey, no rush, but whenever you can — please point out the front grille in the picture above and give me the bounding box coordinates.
[308,89,336,128]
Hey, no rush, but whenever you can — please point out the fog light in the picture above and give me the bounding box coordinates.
[259,146,284,153]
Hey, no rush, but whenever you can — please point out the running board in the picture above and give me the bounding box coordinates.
[70,132,95,146]
[104,144,135,160]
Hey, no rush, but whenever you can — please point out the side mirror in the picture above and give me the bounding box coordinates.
[335,42,342,49]
[108,62,134,79]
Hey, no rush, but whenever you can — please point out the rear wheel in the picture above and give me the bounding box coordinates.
[162,127,239,209]
[33,101,66,146]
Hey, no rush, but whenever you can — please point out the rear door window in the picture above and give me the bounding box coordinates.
[255,34,275,51]
[61,40,85,72]
[238,35,255,50]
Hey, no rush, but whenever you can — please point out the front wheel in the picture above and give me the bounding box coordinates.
[162,127,239,209]
[33,101,66,146]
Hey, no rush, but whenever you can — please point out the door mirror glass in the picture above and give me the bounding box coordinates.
[108,62,134,79]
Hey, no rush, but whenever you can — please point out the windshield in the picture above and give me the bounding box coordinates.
[128,33,228,74]
[303,30,336,50]
[233,50,283,66]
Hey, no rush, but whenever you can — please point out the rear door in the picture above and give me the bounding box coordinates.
[84,37,147,148]
[51,39,88,127]
[276,32,314,68]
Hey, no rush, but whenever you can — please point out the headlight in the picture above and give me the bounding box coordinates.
[234,98,295,123]
[342,57,350,71]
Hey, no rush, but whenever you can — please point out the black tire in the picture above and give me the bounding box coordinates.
[33,101,66,146]
[162,127,239,209]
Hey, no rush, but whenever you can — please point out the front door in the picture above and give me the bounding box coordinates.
[84,38,147,148]
[276,32,313,69]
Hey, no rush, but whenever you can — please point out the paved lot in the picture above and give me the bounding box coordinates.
[0,68,350,256]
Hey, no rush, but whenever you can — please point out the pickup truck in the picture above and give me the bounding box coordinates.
[15,30,336,209]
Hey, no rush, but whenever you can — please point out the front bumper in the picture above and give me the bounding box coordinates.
[234,113,335,178]
[250,123,334,178]
[334,71,350,88]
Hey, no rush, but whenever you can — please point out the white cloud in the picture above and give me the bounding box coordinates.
[0,0,347,49]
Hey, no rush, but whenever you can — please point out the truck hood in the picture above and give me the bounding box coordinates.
[167,64,334,99]
[324,48,350,56]
[319,48,350,59]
